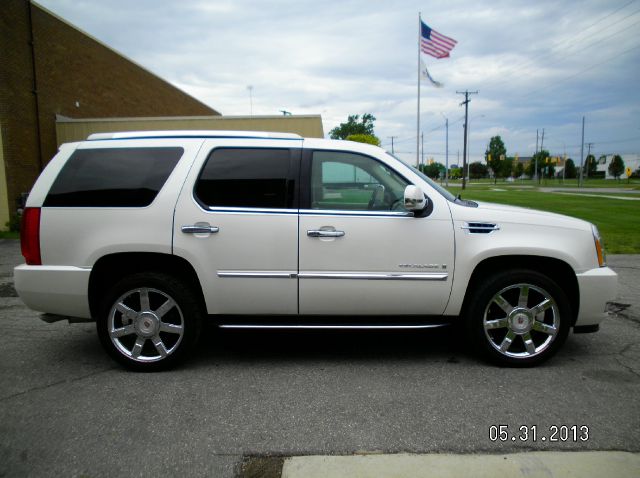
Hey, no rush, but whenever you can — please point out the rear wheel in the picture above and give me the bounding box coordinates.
[97,272,203,371]
[465,269,571,367]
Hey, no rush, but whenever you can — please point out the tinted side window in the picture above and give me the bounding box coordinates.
[44,147,184,207]
[195,148,295,209]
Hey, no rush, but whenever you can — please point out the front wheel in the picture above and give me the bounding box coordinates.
[465,270,571,367]
[97,273,203,371]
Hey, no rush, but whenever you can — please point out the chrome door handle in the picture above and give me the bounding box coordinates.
[181,225,219,234]
[307,229,345,238]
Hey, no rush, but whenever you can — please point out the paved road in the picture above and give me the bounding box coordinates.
[0,239,638,477]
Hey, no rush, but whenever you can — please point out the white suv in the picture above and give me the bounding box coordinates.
[15,131,618,370]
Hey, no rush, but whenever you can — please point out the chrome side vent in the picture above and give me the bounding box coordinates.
[461,222,500,234]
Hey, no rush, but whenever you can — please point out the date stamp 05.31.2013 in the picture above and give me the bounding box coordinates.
[489,425,589,443]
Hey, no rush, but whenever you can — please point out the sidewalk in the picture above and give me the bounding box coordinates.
[280,452,640,478]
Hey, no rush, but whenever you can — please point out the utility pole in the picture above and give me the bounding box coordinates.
[535,129,539,182]
[421,132,425,169]
[247,85,254,115]
[585,142,594,179]
[388,136,397,155]
[539,128,545,183]
[562,143,566,183]
[579,116,585,187]
[457,90,478,190]
[442,115,449,187]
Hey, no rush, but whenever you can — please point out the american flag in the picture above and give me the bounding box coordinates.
[420,20,457,59]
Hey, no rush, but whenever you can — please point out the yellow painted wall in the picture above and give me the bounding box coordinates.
[0,129,10,231]
[56,115,324,146]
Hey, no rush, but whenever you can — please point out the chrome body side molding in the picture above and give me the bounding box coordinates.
[217,271,449,281]
[298,272,448,281]
[217,271,297,279]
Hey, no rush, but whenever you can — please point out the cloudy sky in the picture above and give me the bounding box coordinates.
[38,0,640,165]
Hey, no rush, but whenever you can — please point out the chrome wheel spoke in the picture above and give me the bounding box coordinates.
[499,330,516,352]
[110,324,135,338]
[533,321,557,335]
[139,288,151,311]
[116,302,137,322]
[155,299,176,318]
[485,318,508,330]
[152,337,168,358]
[160,322,183,334]
[493,294,514,315]
[530,298,552,317]
[523,332,536,355]
[131,337,145,358]
[518,286,529,308]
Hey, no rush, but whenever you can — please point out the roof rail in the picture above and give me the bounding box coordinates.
[87,130,303,141]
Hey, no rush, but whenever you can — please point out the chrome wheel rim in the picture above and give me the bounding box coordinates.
[483,283,560,359]
[108,287,184,363]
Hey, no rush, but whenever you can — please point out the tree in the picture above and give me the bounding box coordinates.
[583,154,597,178]
[608,154,625,180]
[329,113,376,140]
[564,158,577,179]
[485,136,507,183]
[420,162,445,179]
[501,157,514,178]
[449,167,462,179]
[346,134,380,146]
[525,150,549,179]
[513,161,524,178]
[468,161,488,179]
[542,155,556,179]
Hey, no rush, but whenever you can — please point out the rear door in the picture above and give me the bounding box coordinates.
[173,139,301,315]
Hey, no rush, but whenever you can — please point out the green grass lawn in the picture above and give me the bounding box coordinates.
[452,188,640,254]
[444,178,640,189]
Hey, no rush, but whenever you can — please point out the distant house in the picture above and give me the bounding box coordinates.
[596,154,640,179]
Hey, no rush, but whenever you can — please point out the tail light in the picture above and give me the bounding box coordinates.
[20,207,41,265]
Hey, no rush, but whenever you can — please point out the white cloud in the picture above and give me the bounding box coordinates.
[38,0,640,163]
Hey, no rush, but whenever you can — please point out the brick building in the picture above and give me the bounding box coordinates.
[0,0,219,228]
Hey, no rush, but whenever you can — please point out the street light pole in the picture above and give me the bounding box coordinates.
[579,116,585,187]
[441,113,449,187]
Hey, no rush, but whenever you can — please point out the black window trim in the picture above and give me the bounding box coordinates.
[192,146,302,213]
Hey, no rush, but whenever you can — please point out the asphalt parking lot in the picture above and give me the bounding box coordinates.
[0,238,638,477]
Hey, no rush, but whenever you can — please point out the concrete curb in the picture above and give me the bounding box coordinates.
[281,452,640,478]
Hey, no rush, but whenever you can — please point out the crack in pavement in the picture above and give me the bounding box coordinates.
[0,366,116,402]
[614,356,640,379]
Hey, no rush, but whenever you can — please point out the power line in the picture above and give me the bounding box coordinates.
[522,42,640,99]
[477,0,640,91]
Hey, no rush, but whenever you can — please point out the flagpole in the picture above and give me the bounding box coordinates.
[416,12,421,167]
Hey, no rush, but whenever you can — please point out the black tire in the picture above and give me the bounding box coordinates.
[464,269,571,367]
[97,272,203,372]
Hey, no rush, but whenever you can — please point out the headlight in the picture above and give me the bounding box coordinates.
[592,225,606,267]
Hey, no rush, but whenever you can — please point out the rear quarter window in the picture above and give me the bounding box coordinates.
[44,147,184,207]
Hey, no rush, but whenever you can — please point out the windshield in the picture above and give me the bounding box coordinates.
[387,152,457,202]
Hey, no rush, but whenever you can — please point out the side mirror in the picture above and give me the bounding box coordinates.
[404,185,427,211]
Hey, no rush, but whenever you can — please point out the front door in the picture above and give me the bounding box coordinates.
[173,140,301,315]
[298,149,454,315]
